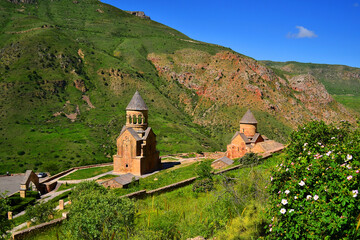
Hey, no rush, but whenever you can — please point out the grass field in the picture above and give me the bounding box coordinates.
[26,154,283,239]
[111,160,209,196]
[333,95,360,114]
[97,174,119,180]
[56,183,77,192]
[59,165,113,180]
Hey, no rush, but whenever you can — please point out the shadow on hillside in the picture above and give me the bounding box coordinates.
[161,162,180,170]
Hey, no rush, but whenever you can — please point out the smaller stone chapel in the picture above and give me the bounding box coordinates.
[113,91,161,176]
[226,109,284,159]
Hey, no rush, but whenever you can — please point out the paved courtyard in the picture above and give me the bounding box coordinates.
[0,175,24,196]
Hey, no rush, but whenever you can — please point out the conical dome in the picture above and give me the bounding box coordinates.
[240,109,257,124]
[126,91,148,111]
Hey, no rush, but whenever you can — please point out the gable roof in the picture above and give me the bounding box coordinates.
[126,91,148,111]
[112,173,139,185]
[117,126,142,141]
[212,156,234,165]
[231,131,250,144]
[250,133,262,143]
[143,127,155,140]
[256,140,284,153]
[240,109,257,124]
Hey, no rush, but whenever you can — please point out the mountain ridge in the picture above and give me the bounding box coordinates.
[0,0,357,174]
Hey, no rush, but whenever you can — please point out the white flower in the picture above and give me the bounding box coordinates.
[347,164,352,169]
[314,195,319,201]
[286,168,289,171]
[306,195,312,200]
[280,208,286,214]
[352,190,358,197]
[304,143,308,146]
[270,228,272,232]
[299,181,305,186]
[281,199,288,205]
[326,151,332,156]
[289,209,294,213]
[285,190,290,195]
[346,154,353,161]
[294,196,298,199]
[270,176,273,181]
[271,217,274,221]
[331,137,335,139]
[347,175,353,180]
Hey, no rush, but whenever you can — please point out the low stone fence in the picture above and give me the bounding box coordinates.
[119,177,198,200]
[120,190,147,199]
[12,215,67,240]
[147,177,198,196]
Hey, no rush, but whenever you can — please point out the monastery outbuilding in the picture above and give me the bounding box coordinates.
[227,109,284,159]
[113,91,161,176]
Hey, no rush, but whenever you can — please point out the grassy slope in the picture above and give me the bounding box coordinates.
[25,154,283,240]
[0,0,229,174]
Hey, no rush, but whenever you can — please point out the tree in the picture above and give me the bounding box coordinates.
[266,121,360,239]
[25,201,55,225]
[195,161,213,180]
[65,181,135,239]
[0,192,12,240]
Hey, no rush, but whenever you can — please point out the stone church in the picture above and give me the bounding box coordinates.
[113,91,161,175]
[227,109,284,159]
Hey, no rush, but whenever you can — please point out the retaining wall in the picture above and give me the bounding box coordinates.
[12,216,66,240]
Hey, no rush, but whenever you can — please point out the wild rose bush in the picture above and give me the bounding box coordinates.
[266,121,360,239]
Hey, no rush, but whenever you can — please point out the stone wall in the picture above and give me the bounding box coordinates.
[12,216,66,240]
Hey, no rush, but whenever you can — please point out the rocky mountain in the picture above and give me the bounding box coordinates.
[0,0,357,174]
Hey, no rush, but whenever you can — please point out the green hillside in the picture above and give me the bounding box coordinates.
[0,0,356,175]
[0,0,229,174]
[261,61,360,113]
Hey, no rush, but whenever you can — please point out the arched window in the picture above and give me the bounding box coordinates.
[128,115,132,124]
[133,115,137,124]
[138,115,143,124]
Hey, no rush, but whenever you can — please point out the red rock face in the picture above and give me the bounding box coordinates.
[147,49,356,129]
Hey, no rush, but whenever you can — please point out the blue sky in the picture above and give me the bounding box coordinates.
[102,0,360,68]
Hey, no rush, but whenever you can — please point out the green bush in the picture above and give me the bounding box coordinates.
[0,192,12,240]
[8,191,39,214]
[266,121,360,239]
[192,178,214,193]
[65,190,135,239]
[237,152,260,165]
[25,201,55,225]
[195,161,213,180]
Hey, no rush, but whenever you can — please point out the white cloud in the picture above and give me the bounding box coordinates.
[287,26,318,39]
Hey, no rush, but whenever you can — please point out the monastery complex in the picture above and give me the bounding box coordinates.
[112,91,284,176]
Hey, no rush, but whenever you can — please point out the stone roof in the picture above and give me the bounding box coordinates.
[213,156,234,166]
[240,109,257,124]
[112,173,139,186]
[126,91,148,111]
[250,133,262,143]
[256,140,284,153]
[231,131,250,144]
[240,133,250,144]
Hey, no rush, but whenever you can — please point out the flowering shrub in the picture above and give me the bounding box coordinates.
[266,121,360,239]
